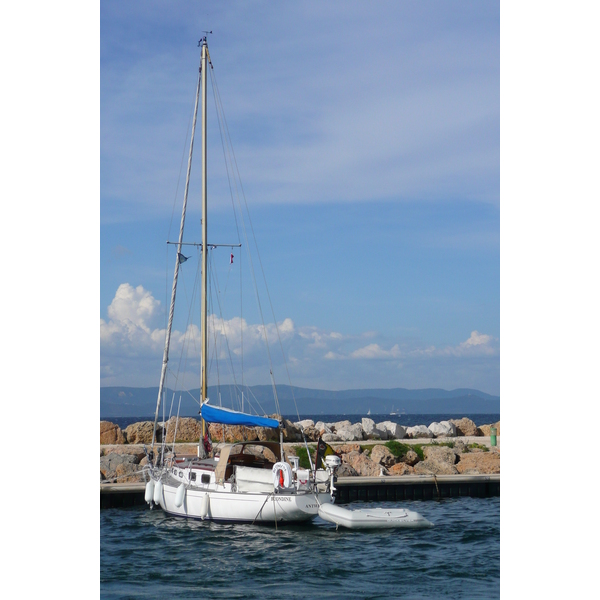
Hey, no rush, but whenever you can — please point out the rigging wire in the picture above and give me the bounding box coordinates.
[209,65,300,420]
[209,65,282,416]
[207,249,270,418]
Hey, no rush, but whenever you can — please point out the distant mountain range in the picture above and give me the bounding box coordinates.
[100,385,500,418]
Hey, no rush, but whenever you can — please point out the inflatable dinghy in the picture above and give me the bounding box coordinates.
[318,503,433,529]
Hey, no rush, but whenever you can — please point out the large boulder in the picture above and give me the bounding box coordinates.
[336,423,364,442]
[423,445,457,466]
[478,421,501,436]
[322,433,342,442]
[456,451,500,474]
[428,421,457,438]
[337,443,362,454]
[124,421,157,445]
[100,452,140,482]
[414,460,458,475]
[332,420,352,432]
[341,450,362,465]
[449,417,480,437]
[295,419,314,429]
[100,421,125,445]
[301,426,322,442]
[255,425,279,442]
[208,423,258,443]
[164,417,203,443]
[362,418,387,439]
[377,421,406,439]
[402,449,420,466]
[388,463,415,476]
[114,462,145,483]
[281,419,303,442]
[406,425,433,439]
[314,421,333,434]
[101,446,146,461]
[350,453,388,477]
[336,463,359,477]
[376,427,388,440]
[370,445,397,468]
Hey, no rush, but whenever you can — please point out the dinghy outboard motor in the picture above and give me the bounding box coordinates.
[324,455,341,496]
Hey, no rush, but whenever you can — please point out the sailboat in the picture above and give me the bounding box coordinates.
[142,37,337,524]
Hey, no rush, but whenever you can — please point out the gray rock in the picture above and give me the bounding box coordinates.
[377,421,406,439]
[314,421,332,434]
[100,452,140,482]
[336,423,364,442]
[423,445,457,465]
[361,418,376,434]
[406,425,433,439]
[332,420,352,432]
[428,421,457,438]
[336,463,358,477]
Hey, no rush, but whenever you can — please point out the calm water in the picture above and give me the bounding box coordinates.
[100,497,499,599]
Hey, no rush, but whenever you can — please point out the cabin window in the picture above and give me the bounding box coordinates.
[190,472,196,482]
[179,471,183,478]
[201,474,211,484]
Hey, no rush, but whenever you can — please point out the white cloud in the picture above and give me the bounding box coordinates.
[101,2,499,222]
[350,344,402,360]
[101,284,498,393]
[441,330,497,357]
[106,283,161,332]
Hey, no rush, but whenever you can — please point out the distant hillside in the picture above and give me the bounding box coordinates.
[101,385,499,418]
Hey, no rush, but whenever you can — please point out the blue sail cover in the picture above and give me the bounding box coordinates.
[201,404,279,429]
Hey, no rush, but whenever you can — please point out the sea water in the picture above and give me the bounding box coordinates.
[101,413,500,597]
[100,497,499,599]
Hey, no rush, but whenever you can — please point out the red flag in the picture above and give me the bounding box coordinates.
[230,253,234,264]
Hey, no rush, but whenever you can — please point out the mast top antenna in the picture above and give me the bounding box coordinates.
[198,31,212,46]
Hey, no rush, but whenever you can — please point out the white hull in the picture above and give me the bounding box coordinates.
[155,475,332,523]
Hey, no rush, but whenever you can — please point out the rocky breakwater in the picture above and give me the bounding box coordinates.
[99,416,299,483]
[291,417,500,477]
[100,416,499,483]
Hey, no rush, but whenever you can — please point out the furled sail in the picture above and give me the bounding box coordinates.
[201,403,279,428]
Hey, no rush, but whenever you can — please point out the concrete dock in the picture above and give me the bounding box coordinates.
[100,473,499,509]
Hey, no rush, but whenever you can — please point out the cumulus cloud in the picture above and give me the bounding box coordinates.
[441,330,497,357]
[100,284,300,384]
[101,284,165,356]
[101,284,498,392]
[350,343,401,360]
[106,283,161,332]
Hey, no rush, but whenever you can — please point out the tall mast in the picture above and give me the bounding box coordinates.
[151,45,203,451]
[200,39,209,440]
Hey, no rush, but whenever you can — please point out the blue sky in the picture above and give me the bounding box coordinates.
[100,1,500,394]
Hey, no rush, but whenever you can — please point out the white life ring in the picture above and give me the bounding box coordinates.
[272,462,293,489]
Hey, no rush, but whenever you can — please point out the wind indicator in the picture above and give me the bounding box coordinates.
[198,31,213,46]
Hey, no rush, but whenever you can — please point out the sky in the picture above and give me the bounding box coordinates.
[100,0,500,395]
[3,2,600,589]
